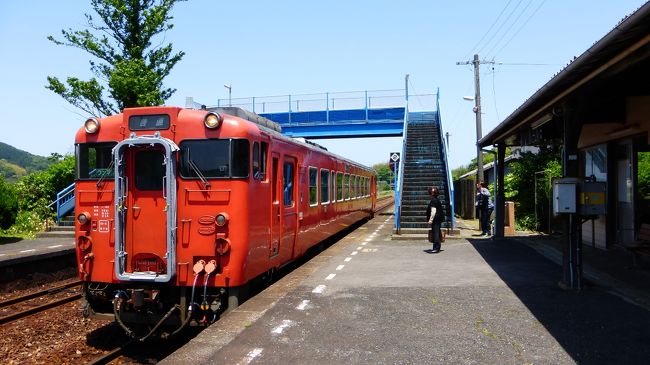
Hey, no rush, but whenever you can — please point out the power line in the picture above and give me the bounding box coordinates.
[476,0,525,56]
[463,0,513,60]
[492,0,548,58]
[484,0,534,59]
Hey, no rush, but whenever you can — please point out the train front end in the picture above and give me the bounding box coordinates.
[74,107,249,338]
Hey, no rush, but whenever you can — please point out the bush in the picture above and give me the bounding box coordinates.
[0,177,18,229]
[504,147,562,232]
[0,211,44,238]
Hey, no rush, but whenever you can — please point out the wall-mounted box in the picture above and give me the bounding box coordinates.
[579,181,606,215]
[553,178,578,214]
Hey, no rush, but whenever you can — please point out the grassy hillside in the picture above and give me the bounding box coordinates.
[0,142,52,181]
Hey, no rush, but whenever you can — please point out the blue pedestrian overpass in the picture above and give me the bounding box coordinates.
[187,90,434,139]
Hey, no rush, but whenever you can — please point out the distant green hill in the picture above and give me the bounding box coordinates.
[0,142,52,181]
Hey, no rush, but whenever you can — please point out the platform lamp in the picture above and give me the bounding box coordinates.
[224,84,232,107]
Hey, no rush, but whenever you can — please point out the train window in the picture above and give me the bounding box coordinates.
[128,114,170,131]
[76,142,116,179]
[260,142,268,180]
[179,139,249,179]
[343,174,349,200]
[252,141,269,181]
[330,170,336,204]
[336,172,343,201]
[283,162,294,206]
[253,142,260,179]
[321,169,330,204]
[231,140,250,178]
[308,167,318,206]
[135,150,165,190]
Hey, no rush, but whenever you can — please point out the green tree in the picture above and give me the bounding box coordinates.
[504,147,561,230]
[0,177,18,229]
[372,163,394,185]
[46,0,185,116]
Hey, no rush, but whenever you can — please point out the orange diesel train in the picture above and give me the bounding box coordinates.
[74,106,376,338]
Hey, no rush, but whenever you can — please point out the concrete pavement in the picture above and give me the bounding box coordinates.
[163,211,650,364]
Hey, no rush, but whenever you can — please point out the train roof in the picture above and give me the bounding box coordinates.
[208,107,372,172]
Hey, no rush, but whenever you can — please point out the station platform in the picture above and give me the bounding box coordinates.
[162,211,650,364]
[0,236,74,267]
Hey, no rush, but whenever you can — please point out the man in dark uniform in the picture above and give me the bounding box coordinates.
[426,186,444,253]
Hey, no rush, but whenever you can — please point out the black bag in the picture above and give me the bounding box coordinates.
[428,229,434,243]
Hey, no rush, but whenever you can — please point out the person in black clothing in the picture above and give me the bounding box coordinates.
[426,186,444,253]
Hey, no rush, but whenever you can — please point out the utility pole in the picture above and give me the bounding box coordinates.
[456,54,495,183]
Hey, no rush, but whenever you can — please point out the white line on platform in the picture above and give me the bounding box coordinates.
[325,273,336,280]
[336,265,344,271]
[47,245,63,249]
[362,242,367,245]
[364,238,372,242]
[351,251,358,256]
[271,320,294,334]
[296,300,310,310]
[357,246,363,250]
[238,348,264,365]
[19,249,36,253]
[344,257,352,262]
[0,254,5,257]
[312,285,327,293]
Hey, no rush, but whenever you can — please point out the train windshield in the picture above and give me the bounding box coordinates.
[179,139,250,179]
[76,142,117,179]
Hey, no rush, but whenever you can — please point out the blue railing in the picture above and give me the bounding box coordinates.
[51,183,75,224]
[394,98,409,234]
[436,90,455,229]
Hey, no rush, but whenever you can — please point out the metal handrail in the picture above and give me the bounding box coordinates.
[436,90,455,229]
[48,183,75,224]
[394,98,409,234]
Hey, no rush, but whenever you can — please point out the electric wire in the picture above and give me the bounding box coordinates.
[484,0,535,59]
[462,0,514,60]
[492,0,548,59]
[476,0,525,56]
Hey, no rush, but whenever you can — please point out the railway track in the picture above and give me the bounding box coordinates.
[0,280,82,325]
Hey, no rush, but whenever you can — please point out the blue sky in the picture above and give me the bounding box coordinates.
[0,0,647,168]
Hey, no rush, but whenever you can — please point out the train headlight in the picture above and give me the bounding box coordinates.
[204,112,223,129]
[77,212,91,225]
[84,118,101,134]
[215,212,230,226]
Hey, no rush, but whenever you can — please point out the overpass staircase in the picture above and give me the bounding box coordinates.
[395,112,453,238]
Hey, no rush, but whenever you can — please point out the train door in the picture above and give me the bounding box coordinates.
[113,136,178,282]
[270,153,280,257]
[281,156,298,256]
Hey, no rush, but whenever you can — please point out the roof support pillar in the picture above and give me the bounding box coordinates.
[494,143,506,238]
[560,104,583,290]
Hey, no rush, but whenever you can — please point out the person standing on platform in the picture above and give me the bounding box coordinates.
[426,186,444,252]
[478,181,493,236]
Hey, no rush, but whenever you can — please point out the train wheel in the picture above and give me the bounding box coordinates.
[226,284,250,312]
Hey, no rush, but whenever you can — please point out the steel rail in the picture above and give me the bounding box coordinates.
[0,280,82,309]
[0,293,82,325]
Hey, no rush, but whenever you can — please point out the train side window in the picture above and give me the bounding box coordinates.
[330,170,336,204]
[336,172,343,201]
[283,162,294,207]
[253,142,260,180]
[320,169,330,204]
[308,166,318,206]
[343,174,350,200]
[260,142,268,180]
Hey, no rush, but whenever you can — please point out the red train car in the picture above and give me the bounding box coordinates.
[74,106,376,338]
